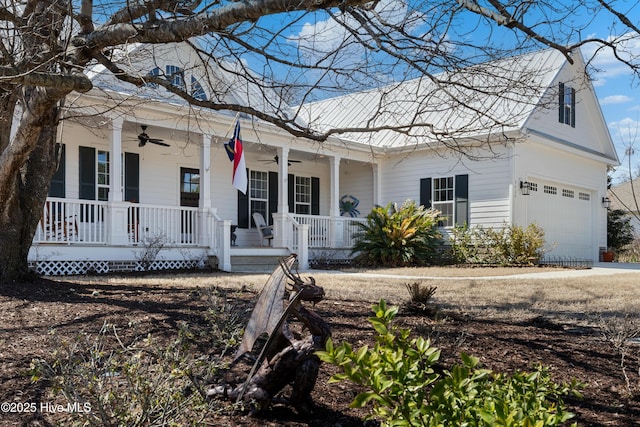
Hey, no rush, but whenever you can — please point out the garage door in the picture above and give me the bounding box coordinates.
[526,180,593,259]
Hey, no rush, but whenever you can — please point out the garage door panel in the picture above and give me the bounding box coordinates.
[526,180,592,259]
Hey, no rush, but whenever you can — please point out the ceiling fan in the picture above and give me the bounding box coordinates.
[138,125,170,147]
[259,155,302,166]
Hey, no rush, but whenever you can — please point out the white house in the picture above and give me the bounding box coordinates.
[28,43,618,274]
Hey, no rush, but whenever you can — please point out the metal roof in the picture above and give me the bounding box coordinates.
[299,49,567,149]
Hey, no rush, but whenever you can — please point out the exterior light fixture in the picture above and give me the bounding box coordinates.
[520,181,531,196]
[602,197,611,209]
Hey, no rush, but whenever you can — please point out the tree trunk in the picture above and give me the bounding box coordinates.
[0,96,61,283]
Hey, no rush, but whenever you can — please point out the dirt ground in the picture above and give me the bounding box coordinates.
[1,271,639,426]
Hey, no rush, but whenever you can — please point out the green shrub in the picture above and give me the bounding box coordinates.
[352,200,442,267]
[317,300,581,427]
[449,223,545,265]
[607,209,634,252]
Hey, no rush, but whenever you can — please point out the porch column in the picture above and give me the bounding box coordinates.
[199,135,212,248]
[106,117,129,246]
[372,162,380,206]
[200,135,212,209]
[273,147,290,248]
[329,156,342,247]
[110,117,124,202]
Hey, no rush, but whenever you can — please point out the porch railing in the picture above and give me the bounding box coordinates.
[33,198,200,246]
[291,214,366,249]
[33,198,108,244]
[129,204,200,245]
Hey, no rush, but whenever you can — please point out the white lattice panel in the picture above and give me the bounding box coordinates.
[30,259,204,276]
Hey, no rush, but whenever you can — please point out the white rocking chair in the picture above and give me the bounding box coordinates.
[252,212,274,246]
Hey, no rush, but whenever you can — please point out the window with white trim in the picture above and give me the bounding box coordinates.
[97,150,109,201]
[295,176,311,214]
[433,177,454,227]
[166,65,185,91]
[250,170,268,227]
[559,82,575,127]
[146,67,160,88]
[191,76,208,101]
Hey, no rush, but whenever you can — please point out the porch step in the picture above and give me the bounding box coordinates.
[216,247,295,273]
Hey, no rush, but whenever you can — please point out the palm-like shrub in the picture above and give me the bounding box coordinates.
[352,201,442,267]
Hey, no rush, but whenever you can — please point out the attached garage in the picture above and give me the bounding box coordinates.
[525,179,595,260]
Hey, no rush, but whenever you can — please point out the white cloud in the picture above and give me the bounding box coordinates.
[582,31,640,85]
[288,0,422,65]
[600,95,633,105]
[609,117,640,146]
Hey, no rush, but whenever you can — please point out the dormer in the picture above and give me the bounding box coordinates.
[146,65,208,101]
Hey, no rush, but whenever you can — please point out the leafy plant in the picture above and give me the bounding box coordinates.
[352,201,442,267]
[449,223,545,265]
[318,299,581,427]
[607,209,634,252]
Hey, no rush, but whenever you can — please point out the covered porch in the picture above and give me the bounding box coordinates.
[29,197,365,275]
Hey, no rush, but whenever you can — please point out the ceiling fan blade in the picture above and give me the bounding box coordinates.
[149,139,170,147]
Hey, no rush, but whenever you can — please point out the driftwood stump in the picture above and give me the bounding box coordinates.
[208,255,330,416]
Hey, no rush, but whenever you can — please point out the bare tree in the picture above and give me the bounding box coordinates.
[2,0,640,281]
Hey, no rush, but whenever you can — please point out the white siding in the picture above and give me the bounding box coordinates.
[379,147,513,228]
[339,160,373,217]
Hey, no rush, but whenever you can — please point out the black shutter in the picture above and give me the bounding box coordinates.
[237,169,249,228]
[268,171,278,225]
[558,82,565,124]
[420,178,432,209]
[124,152,139,202]
[79,146,95,200]
[454,174,469,226]
[48,143,65,197]
[570,87,576,128]
[311,177,320,215]
[288,173,295,213]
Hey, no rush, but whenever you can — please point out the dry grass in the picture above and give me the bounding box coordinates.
[57,267,640,328]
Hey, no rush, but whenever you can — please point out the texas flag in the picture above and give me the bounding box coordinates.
[224,120,248,194]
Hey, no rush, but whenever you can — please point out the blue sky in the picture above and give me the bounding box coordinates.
[271,2,640,182]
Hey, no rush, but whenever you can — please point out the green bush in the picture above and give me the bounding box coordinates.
[607,209,634,252]
[317,300,581,427]
[449,223,545,265]
[352,201,442,267]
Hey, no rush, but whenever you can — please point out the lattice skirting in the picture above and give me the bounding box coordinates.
[29,259,206,276]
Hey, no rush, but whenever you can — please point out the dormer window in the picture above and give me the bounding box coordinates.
[146,67,161,88]
[558,82,575,127]
[191,76,208,101]
[166,65,185,91]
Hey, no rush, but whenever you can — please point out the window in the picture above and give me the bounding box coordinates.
[97,150,109,201]
[544,185,557,195]
[191,76,208,101]
[433,177,454,226]
[166,65,185,91]
[420,175,468,227]
[579,192,590,201]
[49,143,65,197]
[250,170,268,227]
[146,67,161,88]
[562,189,574,198]
[294,176,312,214]
[558,82,575,127]
[180,168,200,207]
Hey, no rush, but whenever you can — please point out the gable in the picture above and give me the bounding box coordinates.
[523,51,618,165]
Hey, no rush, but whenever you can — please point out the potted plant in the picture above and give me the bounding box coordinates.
[605,208,634,261]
